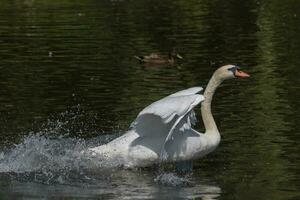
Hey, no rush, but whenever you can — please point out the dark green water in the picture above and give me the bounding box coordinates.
[0,0,299,199]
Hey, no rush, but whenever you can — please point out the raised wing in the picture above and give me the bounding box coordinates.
[130,87,203,133]
[132,87,203,125]
[160,110,200,161]
[129,87,204,158]
[168,87,203,97]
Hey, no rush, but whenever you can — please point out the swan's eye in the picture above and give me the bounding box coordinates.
[227,66,237,74]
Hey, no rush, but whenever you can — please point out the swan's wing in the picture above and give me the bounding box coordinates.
[168,87,203,97]
[130,87,203,136]
[160,110,201,161]
[131,86,203,127]
[129,87,204,158]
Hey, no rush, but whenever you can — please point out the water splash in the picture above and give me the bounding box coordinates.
[35,104,101,138]
[0,132,124,184]
[0,134,85,173]
[154,172,192,187]
[154,172,221,199]
[0,106,124,184]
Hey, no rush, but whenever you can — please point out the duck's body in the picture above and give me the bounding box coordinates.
[134,50,183,64]
[87,65,249,168]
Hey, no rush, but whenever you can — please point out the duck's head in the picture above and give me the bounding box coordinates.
[169,48,183,60]
[215,64,250,81]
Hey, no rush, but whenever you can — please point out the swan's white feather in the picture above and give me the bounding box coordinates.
[168,87,203,97]
[87,87,210,167]
[130,87,204,160]
[132,87,203,125]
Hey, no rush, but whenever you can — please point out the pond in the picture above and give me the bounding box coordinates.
[0,0,299,199]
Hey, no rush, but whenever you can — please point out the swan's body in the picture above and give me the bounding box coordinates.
[87,65,249,168]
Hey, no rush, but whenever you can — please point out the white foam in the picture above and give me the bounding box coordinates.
[154,172,192,187]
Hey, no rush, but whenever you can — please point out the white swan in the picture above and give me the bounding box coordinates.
[87,65,250,168]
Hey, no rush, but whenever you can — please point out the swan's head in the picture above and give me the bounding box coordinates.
[216,65,250,80]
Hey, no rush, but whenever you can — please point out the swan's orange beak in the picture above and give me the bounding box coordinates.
[235,69,250,77]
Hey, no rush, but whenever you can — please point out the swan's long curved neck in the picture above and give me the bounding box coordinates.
[201,72,223,133]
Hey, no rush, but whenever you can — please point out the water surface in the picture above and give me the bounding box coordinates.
[0,0,299,199]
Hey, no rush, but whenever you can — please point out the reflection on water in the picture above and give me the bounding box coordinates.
[1,169,221,200]
[0,0,300,199]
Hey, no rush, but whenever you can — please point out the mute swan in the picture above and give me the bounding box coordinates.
[87,65,250,168]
